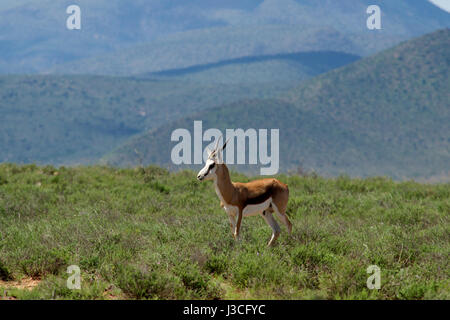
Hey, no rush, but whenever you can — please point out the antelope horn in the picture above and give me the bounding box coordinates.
[214,135,223,152]
[221,137,231,151]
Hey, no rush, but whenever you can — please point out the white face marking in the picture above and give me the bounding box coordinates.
[197,158,217,181]
[243,198,272,217]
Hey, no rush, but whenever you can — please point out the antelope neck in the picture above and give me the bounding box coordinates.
[214,164,235,205]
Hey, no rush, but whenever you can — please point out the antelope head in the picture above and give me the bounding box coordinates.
[197,137,228,181]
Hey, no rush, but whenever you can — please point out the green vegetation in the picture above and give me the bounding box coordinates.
[0,164,448,299]
[107,29,450,181]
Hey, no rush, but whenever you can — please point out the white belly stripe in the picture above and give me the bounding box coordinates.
[243,197,272,217]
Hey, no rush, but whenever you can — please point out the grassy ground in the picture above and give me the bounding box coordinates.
[0,164,448,300]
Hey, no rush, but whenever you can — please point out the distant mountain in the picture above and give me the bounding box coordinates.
[50,26,377,76]
[1,0,448,74]
[104,29,450,180]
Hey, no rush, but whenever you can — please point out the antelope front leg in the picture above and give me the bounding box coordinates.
[227,215,236,239]
[234,209,243,240]
[225,207,237,240]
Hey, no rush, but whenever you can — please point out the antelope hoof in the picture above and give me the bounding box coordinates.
[267,240,278,247]
[267,232,280,247]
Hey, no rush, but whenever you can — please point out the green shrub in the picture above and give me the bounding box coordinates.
[0,259,12,280]
[114,264,184,299]
[204,254,229,275]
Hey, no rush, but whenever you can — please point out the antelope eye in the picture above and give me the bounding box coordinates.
[209,162,215,169]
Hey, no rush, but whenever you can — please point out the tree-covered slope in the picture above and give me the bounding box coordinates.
[0,76,289,165]
[105,29,450,180]
[281,28,450,178]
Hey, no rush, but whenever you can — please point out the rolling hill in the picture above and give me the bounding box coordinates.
[104,29,450,181]
[0,76,282,165]
[0,50,359,165]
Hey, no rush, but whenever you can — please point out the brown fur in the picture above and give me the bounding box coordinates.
[214,163,291,241]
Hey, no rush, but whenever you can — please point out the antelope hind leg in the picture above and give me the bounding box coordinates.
[262,210,281,247]
[273,202,292,235]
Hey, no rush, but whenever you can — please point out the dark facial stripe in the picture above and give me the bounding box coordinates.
[206,162,215,175]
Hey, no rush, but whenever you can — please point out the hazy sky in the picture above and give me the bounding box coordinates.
[429,0,450,12]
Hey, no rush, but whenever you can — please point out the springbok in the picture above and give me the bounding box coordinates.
[197,138,292,246]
